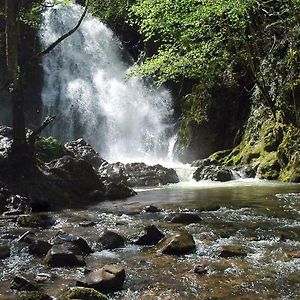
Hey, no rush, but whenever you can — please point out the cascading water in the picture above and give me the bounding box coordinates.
[39,2,174,163]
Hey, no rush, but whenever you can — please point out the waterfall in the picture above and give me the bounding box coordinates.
[39,2,174,164]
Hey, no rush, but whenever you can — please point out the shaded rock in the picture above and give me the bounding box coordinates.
[17,214,54,228]
[105,182,137,200]
[160,231,196,255]
[11,274,38,292]
[79,221,96,227]
[59,287,108,300]
[18,231,36,244]
[191,158,217,168]
[44,243,86,267]
[135,225,165,246]
[55,234,93,255]
[199,205,221,212]
[144,205,162,213]
[193,165,233,182]
[170,213,202,224]
[65,139,108,169]
[99,230,125,250]
[219,245,248,258]
[77,265,125,293]
[99,162,179,187]
[35,273,52,283]
[28,240,52,256]
[17,291,52,300]
[0,245,10,259]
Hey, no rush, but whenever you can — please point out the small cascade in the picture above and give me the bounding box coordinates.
[39,2,174,164]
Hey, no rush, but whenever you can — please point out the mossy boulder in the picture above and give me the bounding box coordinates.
[17,291,51,300]
[59,287,108,300]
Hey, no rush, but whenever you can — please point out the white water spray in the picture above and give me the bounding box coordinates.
[39,2,174,163]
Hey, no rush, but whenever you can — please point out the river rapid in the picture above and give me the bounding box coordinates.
[0,179,299,299]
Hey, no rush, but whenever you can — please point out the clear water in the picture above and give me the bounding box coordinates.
[1,181,299,299]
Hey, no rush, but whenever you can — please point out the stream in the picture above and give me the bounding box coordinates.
[1,179,299,299]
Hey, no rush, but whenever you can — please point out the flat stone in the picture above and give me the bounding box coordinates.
[11,274,39,291]
[144,205,162,213]
[219,245,248,258]
[56,234,93,254]
[77,265,125,293]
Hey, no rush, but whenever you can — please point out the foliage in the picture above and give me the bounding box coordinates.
[35,136,66,163]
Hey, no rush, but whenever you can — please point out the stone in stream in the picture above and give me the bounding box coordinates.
[219,245,248,258]
[28,239,52,256]
[59,287,108,300]
[160,231,196,255]
[18,231,37,244]
[194,260,209,275]
[0,245,10,259]
[193,164,233,182]
[55,234,93,254]
[98,230,125,250]
[79,221,96,227]
[44,243,86,267]
[76,265,125,293]
[135,225,165,246]
[144,205,162,213]
[11,274,39,291]
[170,212,202,224]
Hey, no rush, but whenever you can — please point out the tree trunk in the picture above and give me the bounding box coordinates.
[6,0,30,174]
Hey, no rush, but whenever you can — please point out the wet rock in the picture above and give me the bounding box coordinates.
[194,260,209,275]
[193,165,233,182]
[65,139,108,169]
[59,287,108,300]
[11,274,39,291]
[135,225,165,246]
[0,245,10,259]
[44,243,86,267]
[105,182,137,200]
[170,213,202,224]
[55,234,93,255]
[35,273,52,283]
[99,230,125,250]
[160,231,196,255]
[199,205,221,212]
[99,162,179,187]
[17,291,52,300]
[191,158,217,168]
[28,240,52,256]
[77,265,125,293]
[286,251,300,259]
[17,214,54,228]
[144,205,162,213]
[219,245,248,258]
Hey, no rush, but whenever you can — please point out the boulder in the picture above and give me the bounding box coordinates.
[44,243,86,267]
[99,162,179,187]
[0,245,10,259]
[170,213,202,224]
[54,234,93,255]
[219,245,248,258]
[59,287,108,300]
[65,139,107,169]
[160,231,196,255]
[18,231,36,244]
[98,230,125,250]
[193,165,233,182]
[28,239,52,256]
[135,225,165,246]
[105,182,137,200]
[77,265,125,293]
[11,274,39,292]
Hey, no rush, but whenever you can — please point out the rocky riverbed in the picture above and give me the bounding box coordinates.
[0,182,299,300]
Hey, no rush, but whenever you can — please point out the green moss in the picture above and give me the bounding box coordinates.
[17,291,51,300]
[59,287,108,300]
[35,136,68,163]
